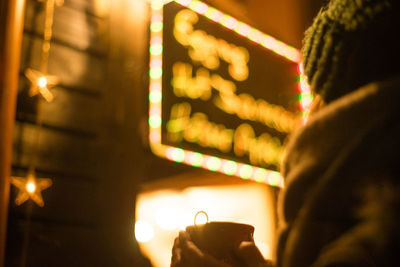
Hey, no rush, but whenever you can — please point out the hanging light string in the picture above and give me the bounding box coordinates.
[28,0,58,173]
[10,0,63,207]
[40,0,55,73]
[25,0,60,103]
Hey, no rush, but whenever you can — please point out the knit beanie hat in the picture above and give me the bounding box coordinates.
[302,0,400,103]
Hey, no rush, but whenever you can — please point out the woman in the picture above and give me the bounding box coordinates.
[171,0,400,266]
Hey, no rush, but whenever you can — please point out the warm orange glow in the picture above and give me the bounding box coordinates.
[135,220,155,242]
[10,173,53,207]
[25,68,57,102]
[135,175,277,267]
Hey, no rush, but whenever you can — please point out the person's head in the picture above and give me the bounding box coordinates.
[302,0,400,103]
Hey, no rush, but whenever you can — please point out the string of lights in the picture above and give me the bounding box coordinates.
[10,0,62,207]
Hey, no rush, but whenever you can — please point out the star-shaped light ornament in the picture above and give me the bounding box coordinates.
[25,68,58,102]
[10,172,53,207]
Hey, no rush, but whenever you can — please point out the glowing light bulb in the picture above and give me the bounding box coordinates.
[192,1,208,14]
[254,168,267,183]
[149,131,161,143]
[150,107,161,116]
[205,157,220,171]
[150,58,162,68]
[206,8,223,22]
[151,0,164,10]
[135,220,154,243]
[149,115,162,128]
[298,62,304,73]
[249,29,263,43]
[149,68,162,79]
[267,172,282,187]
[222,16,238,29]
[236,23,251,37]
[149,91,162,103]
[150,22,163,32]
[262,35,277,50]
[287,48,301,63]
[150,82,161,91]
[299,75,311,94]
[151,13,163,23]
[238,164,252,179]
[150,44,163,55]
[37,77,47,88]
[176,0,192,6]
[26,181,36,193]
[299,93,313,110]
[184,152,203,167]
[223,161,237,176]
[172,148,185,162]
[150,36,162,45]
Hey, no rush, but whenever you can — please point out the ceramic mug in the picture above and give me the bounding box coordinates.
[186,221,255,266]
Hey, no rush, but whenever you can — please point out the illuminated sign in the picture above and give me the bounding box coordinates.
[148,0,312,187]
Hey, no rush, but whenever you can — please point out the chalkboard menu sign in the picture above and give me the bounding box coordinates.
[148,0,312,187]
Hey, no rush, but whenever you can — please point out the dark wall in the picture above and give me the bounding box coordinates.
[6,0,193,266]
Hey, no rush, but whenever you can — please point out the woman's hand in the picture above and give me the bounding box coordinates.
[171,231,232,267]
[171,230,273,267]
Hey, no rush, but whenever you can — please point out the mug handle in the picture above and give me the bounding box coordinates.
[194,210,209,225]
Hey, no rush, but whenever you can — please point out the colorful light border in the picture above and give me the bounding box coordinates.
[148,0,312,188]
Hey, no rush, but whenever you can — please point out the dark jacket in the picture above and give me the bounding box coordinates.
[276,76,400,267]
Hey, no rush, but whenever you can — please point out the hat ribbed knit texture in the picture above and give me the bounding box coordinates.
[302,0,400,102]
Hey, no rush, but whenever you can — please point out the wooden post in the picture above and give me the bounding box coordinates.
[0,0,25,266]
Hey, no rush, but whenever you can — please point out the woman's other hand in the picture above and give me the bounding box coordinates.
[171,231,273,267]
[235,241,273,267]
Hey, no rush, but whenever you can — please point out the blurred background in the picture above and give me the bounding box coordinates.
[3,0,323,266]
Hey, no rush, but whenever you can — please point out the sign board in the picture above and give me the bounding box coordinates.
[148,0,312,187]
